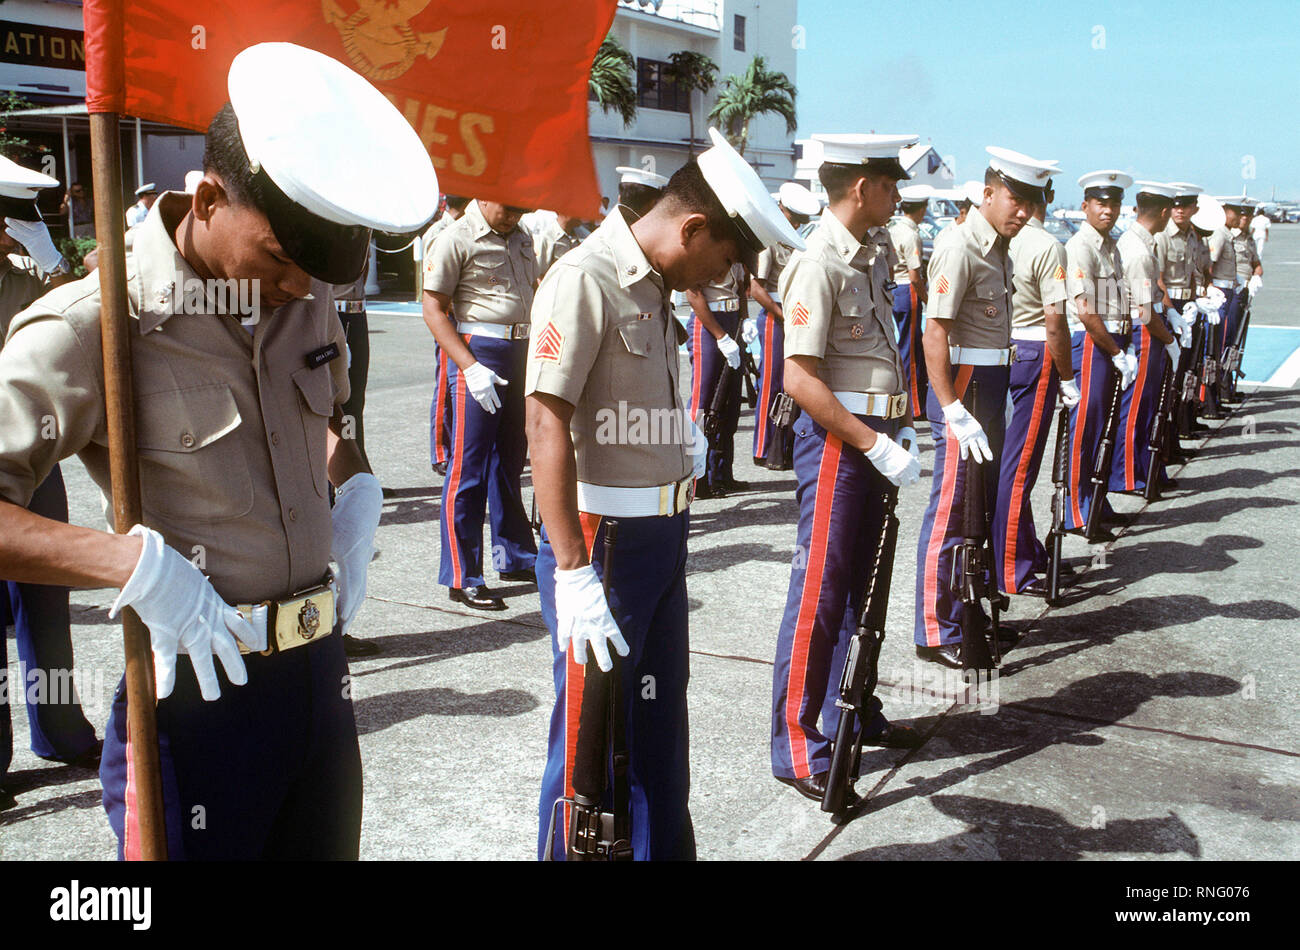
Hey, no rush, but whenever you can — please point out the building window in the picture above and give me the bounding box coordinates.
[636,58,690,113]
[734,14,746,51]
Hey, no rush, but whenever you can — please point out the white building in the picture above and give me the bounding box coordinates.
[589,0,799,203]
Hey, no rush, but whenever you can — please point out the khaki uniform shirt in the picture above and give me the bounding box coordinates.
[1117,223,1159,321]
[1231,228,1260,284]
[754,243,793,297]
[0,192,349,605]
[779,210,904,395]
[1065,220,1127,330]
[1188,228,1210,282]
[526,208,690,489]
[1156,222,1197,297]
[697,263,746,307]
[1207,226,1237,283]
[888,215,923,283]
[423,200,537,325]
[0,254,48,342]
[533,221,582,279]
[926,208,1013,349]
[1008,217,1067,329]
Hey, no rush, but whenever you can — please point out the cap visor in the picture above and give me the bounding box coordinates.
[258,169,371,284]
[0,195,42,222]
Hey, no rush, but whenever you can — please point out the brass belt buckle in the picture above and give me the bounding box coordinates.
[888,392,907,419]
[274,582,335,653]
[1008,344,1018,364]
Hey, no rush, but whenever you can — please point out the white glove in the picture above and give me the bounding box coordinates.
[1112,351,1137,391]
[896,425,920,462]
[1059,377,1082,408]
[941,400,992,463]
[741,317,758,344]
[715,333,741,369]
[865,432,920,486]
[1167,307,1188,335]
[1179,322,1193,348]
[4,217,64,274]
[109,525,252,702]
[1164,340,1181,365]
[1248,274,1262,297]
[330,472,382,637]
[553,564,629,672]
[1180,301,1199,323]
[689,420,707,479]
[462,361,507,414]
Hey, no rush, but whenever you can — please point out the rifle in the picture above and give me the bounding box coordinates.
[1200,308,1222,419]
[542,521,632,861]
[1144,360,1177,502]
[1221,294,1251,404]
[1084,365,1124,542]
[1178,309,1206,439]
[951,381,1003,670]
[821,487,899,817]
[701,320,757,437]
[1045,401,1071,607]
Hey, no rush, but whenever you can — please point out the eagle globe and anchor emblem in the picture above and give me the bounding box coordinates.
[323,0,448,81]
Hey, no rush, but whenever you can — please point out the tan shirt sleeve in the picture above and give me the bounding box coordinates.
[326,306,351,408]
[779,257,836,360]
[1066,240,1096,306]
[0,306,107,507]
[525,264,607,407]
[925,240,970,320]
[1037,240,1068,307]
[1208,229,1229,262]
[423,228,465,295]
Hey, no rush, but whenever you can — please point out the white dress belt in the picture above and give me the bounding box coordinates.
[1104,319,1132,333]
[576,476,694,518]
[833,391,909,419]
[949,345,1011,366]
[707,299,740,313]
[1010,326,1048,341]
[1211,278,1235,289]
[457,321,530,340]
[767,292,782,305]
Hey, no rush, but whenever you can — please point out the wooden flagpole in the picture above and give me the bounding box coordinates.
[89,110,168,860]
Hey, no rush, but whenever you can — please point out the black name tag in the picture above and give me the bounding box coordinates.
[305,342,341,369]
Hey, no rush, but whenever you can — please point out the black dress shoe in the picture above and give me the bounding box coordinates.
[343,634,381,657]
[498,567,537,584]
[0,787,15,812]
[775,772,854,805]
[694,481,725,500]
[39,738,103,771]
[1160,477,1179,489]
[864,722,923,749]
[432,461,447,477]
[916,643,963,669]
[1067,525,1117,543]
[448,586,506,611]
[1016,577,1048,598]
[721,478,749,493]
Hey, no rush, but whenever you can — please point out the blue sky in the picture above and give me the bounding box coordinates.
[794,0,1300,203]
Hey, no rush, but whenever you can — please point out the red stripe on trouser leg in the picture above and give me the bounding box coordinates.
[434,349,449,463]
[1123,326,1150,490]
[444,368,469,588]
[1002,354,1052,592]
[922,366,973,647]
[783,434,842,778]
[1069,339,1094,526]
[754,315,773,455]
[123,715,141,861]
[560,512,604,847]
[690,319,704,421]
[909,284,922,417]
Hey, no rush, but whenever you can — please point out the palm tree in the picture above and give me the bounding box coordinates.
[666,50,718,158]
[589,35,637,128]
[708,55,796,158]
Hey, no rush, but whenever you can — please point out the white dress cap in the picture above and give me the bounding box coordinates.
[1167,182,1203,198]
[1133,180,1178,200]
[985,146,1059,201]
[228,42,437,233]
[812,133,919,178]
[697,128,805,259]
[1191,193,1226,231]
[616,166,669,189]
[0,155,60,221]
[778,181,821,217]
[134,182,158,197]
[1077,169,1134,194]
[962,180,986,207]
[183,170,204,194]
[1219,194,1255,210]
[897,183,934,204]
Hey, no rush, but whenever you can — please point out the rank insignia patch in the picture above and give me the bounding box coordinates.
[791,302,811,327]
[1073,267,1086,281]
[534,322,564,363]
[1053,264,1066,281]
[935,275,950,295]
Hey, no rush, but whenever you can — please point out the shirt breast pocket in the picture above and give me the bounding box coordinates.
[832,286,872,353]
[291,366,336,498]
[973,277,1006,320]
[135,384,254,523]
[608,317,663,402]
[466,249,509,293]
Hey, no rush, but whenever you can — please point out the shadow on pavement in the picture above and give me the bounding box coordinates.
[353,686,538,734]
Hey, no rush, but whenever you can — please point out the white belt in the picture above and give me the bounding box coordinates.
[833,391,908,419]
[576,476,694,518]
[768,292,782,305]
[234,577,337,654]
[1212,278,1234,289]
[1010,326,1047,342]
[457,321,530,340]
[708,299,740,313]
[335,299,365,314]
[949,345,1011,366]
[1104,319,1132,333]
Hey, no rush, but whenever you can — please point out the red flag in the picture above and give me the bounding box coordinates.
[83,0,616,217]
